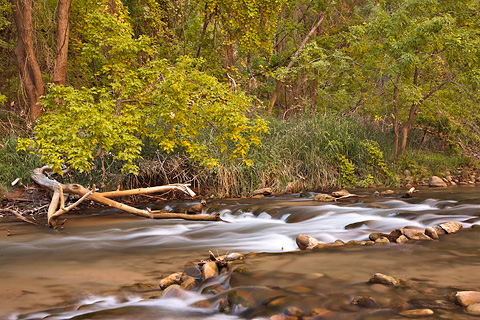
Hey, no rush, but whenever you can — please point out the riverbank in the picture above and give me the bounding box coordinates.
[2,114,478,201]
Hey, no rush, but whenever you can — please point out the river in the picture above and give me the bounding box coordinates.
[1,186,480,319]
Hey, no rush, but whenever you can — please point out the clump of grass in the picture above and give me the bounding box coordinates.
[0,134,41,193]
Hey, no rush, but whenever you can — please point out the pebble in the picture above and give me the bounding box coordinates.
[369,273,403,287]
[352,295,380,308]
[456,291,480,306]
[270,315,298,320]
[399,308,434,317]
[296,234,324,250]
[285,306,304,317]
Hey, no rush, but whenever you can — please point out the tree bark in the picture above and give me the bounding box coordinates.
[52,0,72,86]
[11,0,45,121]
[268,12,326,114]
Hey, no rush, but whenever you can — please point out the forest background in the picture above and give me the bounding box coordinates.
[0,0,479,198]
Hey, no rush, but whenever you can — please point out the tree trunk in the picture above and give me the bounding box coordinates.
[11,0,45,121]
[52,0,72,86]
[392,74,401,158]
[268,12,326,114]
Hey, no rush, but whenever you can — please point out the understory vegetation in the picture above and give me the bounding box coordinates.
[1,112,476,197]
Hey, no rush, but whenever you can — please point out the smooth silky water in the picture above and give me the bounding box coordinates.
[1,186,480,319]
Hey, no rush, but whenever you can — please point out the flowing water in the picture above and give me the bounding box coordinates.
[1,186,480,319]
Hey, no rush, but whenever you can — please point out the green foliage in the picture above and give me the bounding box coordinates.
[0,135,41,193]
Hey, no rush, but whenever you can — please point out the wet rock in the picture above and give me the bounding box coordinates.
[431,225,446,235]
[159,272,182,289]
[388,228,403,242]
[380,189,395,195]
[332,189,350,197]
[183,266,202,278]
[352,295,380,308]
[408,299,458,310]
[201,284,226,295]
[267,297,290,310]
[285,306,304,317]
[369,273,404,287]
[186,200,207,214]
[346,240,363,245]
[456,291,480,306]
[466,303,480,316]
[202,261,219,280]
[313,194,335,202]
[403,228,433,240]
[189,299,212,308]
[224,252,245,261]
[424,227,439,240]
[399,308,434,317]
[161,284,186,298]
[396,235,409,243]
[369,232,390,241]
[296,234,325,250]
[429,176,447,187]
[310,308,335,318]
[345,220,372,229]
[375,237,390,243]
[270,315,298,320]
[219,299,231,314]
[180,275,197,290]
[367,203,388,209]
[253,187,273,196]
[439,221,463,234]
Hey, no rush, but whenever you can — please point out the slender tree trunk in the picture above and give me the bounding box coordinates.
[268,12,326,114]
[392,74,401,158]
[52,0,72,86]
[196,4,215,58]
[11,0,45,121]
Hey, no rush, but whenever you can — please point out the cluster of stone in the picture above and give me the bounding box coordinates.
[158,252,244,295]
[266,273,480,319]
[296,221,464,251]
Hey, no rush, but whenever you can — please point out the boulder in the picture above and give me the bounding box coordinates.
[369,232,390,241]
[253,187,273,196]
[313,194,335,202]
[439,221,463,234]
[456,291,480,307]
[428,176,447,187]
[332,189,350,197]
[296,234,325,250]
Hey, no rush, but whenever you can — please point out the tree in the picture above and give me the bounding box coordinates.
[17,0,268,227]
[347,0,480,157]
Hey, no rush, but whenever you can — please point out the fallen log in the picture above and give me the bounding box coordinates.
[31,166,222,228]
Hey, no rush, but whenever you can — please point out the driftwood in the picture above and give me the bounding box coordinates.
[31,166,222,228]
